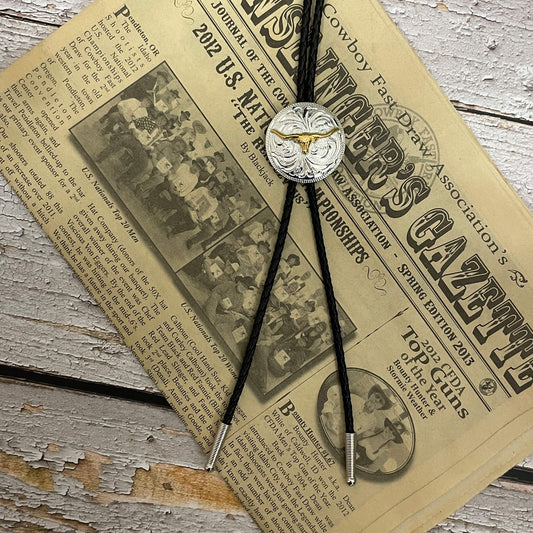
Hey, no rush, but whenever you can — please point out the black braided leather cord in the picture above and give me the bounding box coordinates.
[221,0,354,437]
[222,182,296,423]
[297,0,313,101]
[302,0,326,102]
[306,183,354,432]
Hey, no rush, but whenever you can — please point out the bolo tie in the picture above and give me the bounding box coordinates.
[206,0,356,486]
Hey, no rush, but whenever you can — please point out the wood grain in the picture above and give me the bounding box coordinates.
[0,378,257,532]
[1,377,532,532]
[1,112,531,392]
[0,0,532,531]
[0,14,53,72]
[1,0,532,121]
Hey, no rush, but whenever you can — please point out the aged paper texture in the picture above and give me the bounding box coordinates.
[1,1,532,531]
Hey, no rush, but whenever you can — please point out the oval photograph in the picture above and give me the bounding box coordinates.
[317,368,415,477]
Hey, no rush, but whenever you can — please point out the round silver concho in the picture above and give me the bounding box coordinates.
[266,102,345,184]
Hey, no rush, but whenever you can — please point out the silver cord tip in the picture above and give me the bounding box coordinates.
[205,422,230,472]
[346,432,356,486]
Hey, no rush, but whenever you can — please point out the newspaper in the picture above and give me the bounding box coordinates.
[1,0,532,531]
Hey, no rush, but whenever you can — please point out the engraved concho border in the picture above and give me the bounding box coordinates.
[266,102,345,184]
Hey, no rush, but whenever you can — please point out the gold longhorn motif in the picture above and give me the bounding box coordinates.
[271,127,339,153]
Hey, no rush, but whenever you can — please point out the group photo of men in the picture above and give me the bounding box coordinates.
[72,63,264,270]
[178,210,356,398]
[72,62,357,400]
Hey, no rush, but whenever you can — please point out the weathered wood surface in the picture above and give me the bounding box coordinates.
[1,111,532,391]
[1,0,532,531]
[1,0,532,121]
[0,377,258,532]
[1,377,532,533]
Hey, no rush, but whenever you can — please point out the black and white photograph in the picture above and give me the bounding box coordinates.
[318,368,415,477]
[178,209,357,398]
[71,61,357,400]
[71,62,265,270]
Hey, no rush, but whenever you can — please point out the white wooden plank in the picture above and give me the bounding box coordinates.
[0,190,154,390]
[1,0,532,120]
[0,377,258,532]
[462,113,533,211]
[0,14,53,72]
[0,378,531,532]
[1,112,532,388]
[0,2,532,531]
[1,0,87,26]
[381,0,533,121]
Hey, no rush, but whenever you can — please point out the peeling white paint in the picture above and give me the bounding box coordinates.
[0,0,532,531]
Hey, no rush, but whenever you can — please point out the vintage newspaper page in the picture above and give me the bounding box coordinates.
[1,0,532,531]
